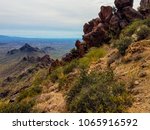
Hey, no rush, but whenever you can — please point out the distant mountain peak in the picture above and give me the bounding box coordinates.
[20,43,40,52]
[7,43,44,55]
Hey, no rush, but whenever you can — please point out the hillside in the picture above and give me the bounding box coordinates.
[0,0,150,113]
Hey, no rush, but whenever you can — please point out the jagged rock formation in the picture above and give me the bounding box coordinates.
[139,0,150,18]
[62,0,145,63]
[22,55,54,68]
[0,54,55,88]
[114,0,133,10]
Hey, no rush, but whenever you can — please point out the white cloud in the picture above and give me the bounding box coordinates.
[0,0,141,38]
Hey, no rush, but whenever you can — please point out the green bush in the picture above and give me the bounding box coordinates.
[135,25,150,40]
[79,47,106,68]
[116,37,133,55]
[63,59,79,74]
[17,85,42,102]
[121,18,150,38]
[50,67,64,82]
[142,18,150,27]
[67,70,131,113]
[121,20,142,37]
[0,99,34,113]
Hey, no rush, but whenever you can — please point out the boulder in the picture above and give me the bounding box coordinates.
[83,23,109,47]
[139,0,150,17]
[109,14,120,34]
[114,0,134,10]
[83,18,101,34]
[99,6,113,23]
[75,40,81,49]
[75,40,85,57]
[83,23,93,34]
[122,6,144,21]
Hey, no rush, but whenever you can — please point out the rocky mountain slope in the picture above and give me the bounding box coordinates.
[0,0,150,113]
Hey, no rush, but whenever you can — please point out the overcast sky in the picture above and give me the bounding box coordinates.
[0,0,141,38]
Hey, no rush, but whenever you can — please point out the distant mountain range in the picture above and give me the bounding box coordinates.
[0,35,78,59]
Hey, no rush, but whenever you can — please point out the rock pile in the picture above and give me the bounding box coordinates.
[62,0,146,63]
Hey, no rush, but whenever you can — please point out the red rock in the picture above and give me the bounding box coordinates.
[83,23,109,47]
[75,40,81,49]
[109,14,120,33]
[99,6,113,23]
[122,6,144,21]
[114,0,133,10]
[83,23,93,34]
[75,40,85,57]
[83,18,101,34]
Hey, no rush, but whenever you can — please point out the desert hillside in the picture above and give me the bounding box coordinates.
[0,0,150,113]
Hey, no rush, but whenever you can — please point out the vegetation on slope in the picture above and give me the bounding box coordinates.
[0,69,47,113]
[0,18,150,113]
[67,70,132,113]
[115,18,150,55]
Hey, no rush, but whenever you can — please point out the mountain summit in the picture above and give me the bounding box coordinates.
[20,43,41,52]
[7,43,44,55]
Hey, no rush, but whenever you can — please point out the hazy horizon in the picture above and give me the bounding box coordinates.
[0,0,141,38]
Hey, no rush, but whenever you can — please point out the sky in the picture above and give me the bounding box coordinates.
[0,0,141,38]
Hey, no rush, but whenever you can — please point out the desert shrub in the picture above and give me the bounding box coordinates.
[0,99,34,113]
[135,25,150,40]
[63,59,79,74]
[142,18,150,27]
[58,76,68,90]
[116,37,133,55]
[121,20,142,37]
[33,69,48,86]
[50,67,64,82]
[121,18,150,38]
[67,70,131,113]
[16,70,44,102]
[17,85,42,102]
[79,47,106,68]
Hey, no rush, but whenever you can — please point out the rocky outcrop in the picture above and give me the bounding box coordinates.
[114,0,133,10]
[22,55,54,65]
[109,14,121,34]
[82,0,144,49]
[99,6,113,23]
[61,0,146,63]
[122,6,144,21]
[75,40,86,57]
[83,18,101,34]
[139,0,150,18]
